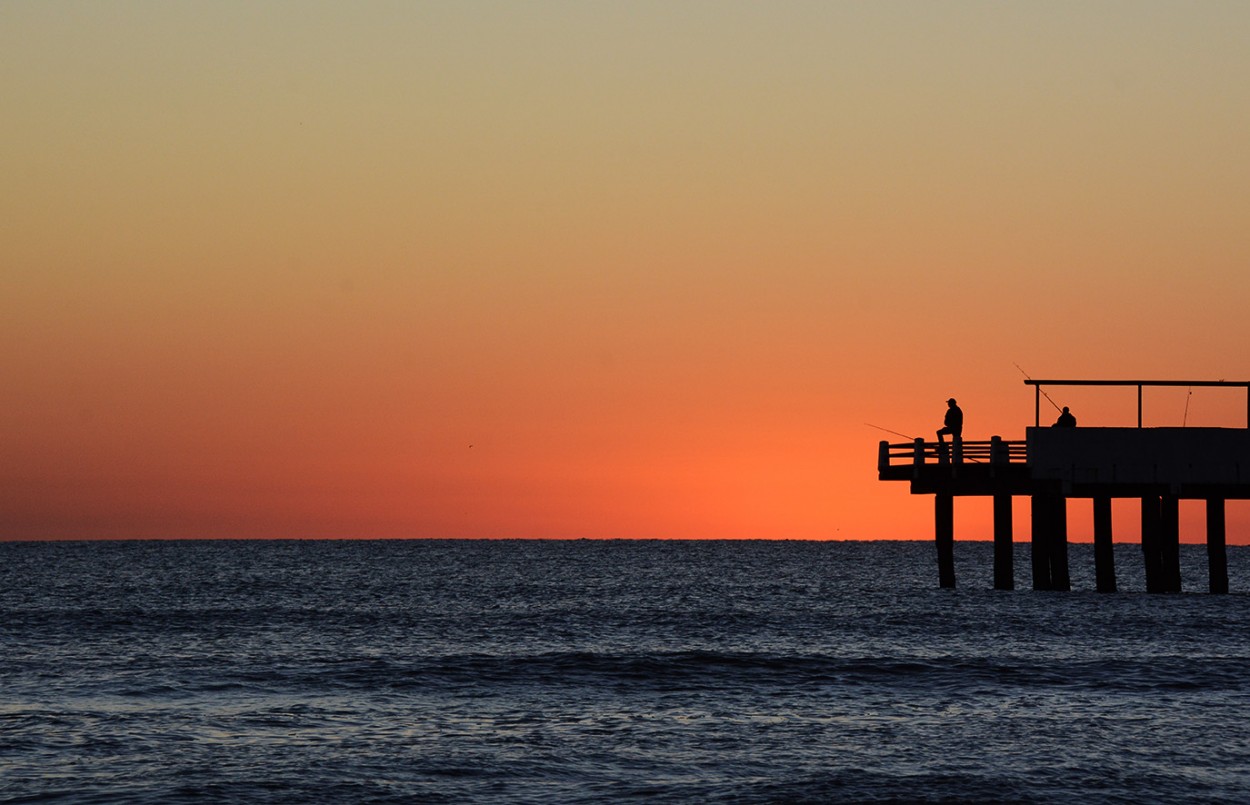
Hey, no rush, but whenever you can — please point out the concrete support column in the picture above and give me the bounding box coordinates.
[1030,495,1053,591]
[993,494,1014,591]
[1048,495,1071,592]
[1207,498,1229,594]
[935,493,955,589]
[1160,494,1182,593]
[1093,496,1116,593]
[1031,493,1069,592]
[1141,495,1165,594]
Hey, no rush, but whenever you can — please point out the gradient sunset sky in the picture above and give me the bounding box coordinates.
[5,2,1250,542]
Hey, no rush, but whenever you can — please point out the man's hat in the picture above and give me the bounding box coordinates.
[947,398,957,404]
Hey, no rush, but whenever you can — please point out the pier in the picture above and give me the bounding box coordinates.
[877,379,1250,593]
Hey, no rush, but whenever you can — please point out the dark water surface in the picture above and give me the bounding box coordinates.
[3,540,1250,803]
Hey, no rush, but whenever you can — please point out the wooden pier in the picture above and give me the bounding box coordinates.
[878,379,1250,593]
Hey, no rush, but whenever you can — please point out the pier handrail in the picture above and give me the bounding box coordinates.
[877,438,1026,473]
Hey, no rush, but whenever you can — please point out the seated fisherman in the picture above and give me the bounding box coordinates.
[1053,406,1076,427]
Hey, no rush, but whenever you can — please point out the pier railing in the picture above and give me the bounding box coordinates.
[878,437,1027,473]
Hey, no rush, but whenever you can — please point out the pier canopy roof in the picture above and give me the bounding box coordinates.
[1023,379,1250,428]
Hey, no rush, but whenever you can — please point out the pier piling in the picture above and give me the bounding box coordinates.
[1031,493,1070,591]
[1030,494,1054,591]
[1048,495,1071,592]
[1160,494,1182,593]
[993,494,1014,590]
[1141,496,1165,594]
[1207,498,1229,594]
[1093,496,1116,592]
[935,493,955,589]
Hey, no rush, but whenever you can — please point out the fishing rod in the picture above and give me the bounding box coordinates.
[866,422,985,463]
[865,422,917,440]
[1013,362,1063,412]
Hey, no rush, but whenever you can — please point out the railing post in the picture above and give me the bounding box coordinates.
[990,436,1006,469]
[913,438,925,472]
[878,440,890,473]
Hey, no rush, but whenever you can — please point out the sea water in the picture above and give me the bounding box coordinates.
[3,539,1250,803]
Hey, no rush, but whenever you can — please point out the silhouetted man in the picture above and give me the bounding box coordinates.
[1053,406,1076,427]
[937,398,963,444]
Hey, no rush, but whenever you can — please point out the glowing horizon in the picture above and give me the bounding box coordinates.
[4,2,1250,543]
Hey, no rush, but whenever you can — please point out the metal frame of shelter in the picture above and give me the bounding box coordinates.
[1024,379,1250,428]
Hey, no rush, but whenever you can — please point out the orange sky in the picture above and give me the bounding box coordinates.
[4,2,1250,542]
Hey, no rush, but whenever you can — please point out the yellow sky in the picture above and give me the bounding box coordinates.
[4,2,1250,540]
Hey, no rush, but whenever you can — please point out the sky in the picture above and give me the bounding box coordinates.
[4,1,1250,542]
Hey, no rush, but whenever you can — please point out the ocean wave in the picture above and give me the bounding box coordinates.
[50,650,1237,700]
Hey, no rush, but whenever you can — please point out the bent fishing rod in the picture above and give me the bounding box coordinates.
[1014,362,1063,412]
[865,423,984,462]
[865,423,917,440]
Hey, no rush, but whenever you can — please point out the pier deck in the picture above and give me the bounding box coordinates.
[877,379,1250,593]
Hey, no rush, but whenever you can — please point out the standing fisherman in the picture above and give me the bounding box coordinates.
[937,398,963,444]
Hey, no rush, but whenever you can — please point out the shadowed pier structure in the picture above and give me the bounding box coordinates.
[878,379,1250,593]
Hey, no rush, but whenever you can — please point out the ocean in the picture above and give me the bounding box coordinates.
[3,539,1250,803]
